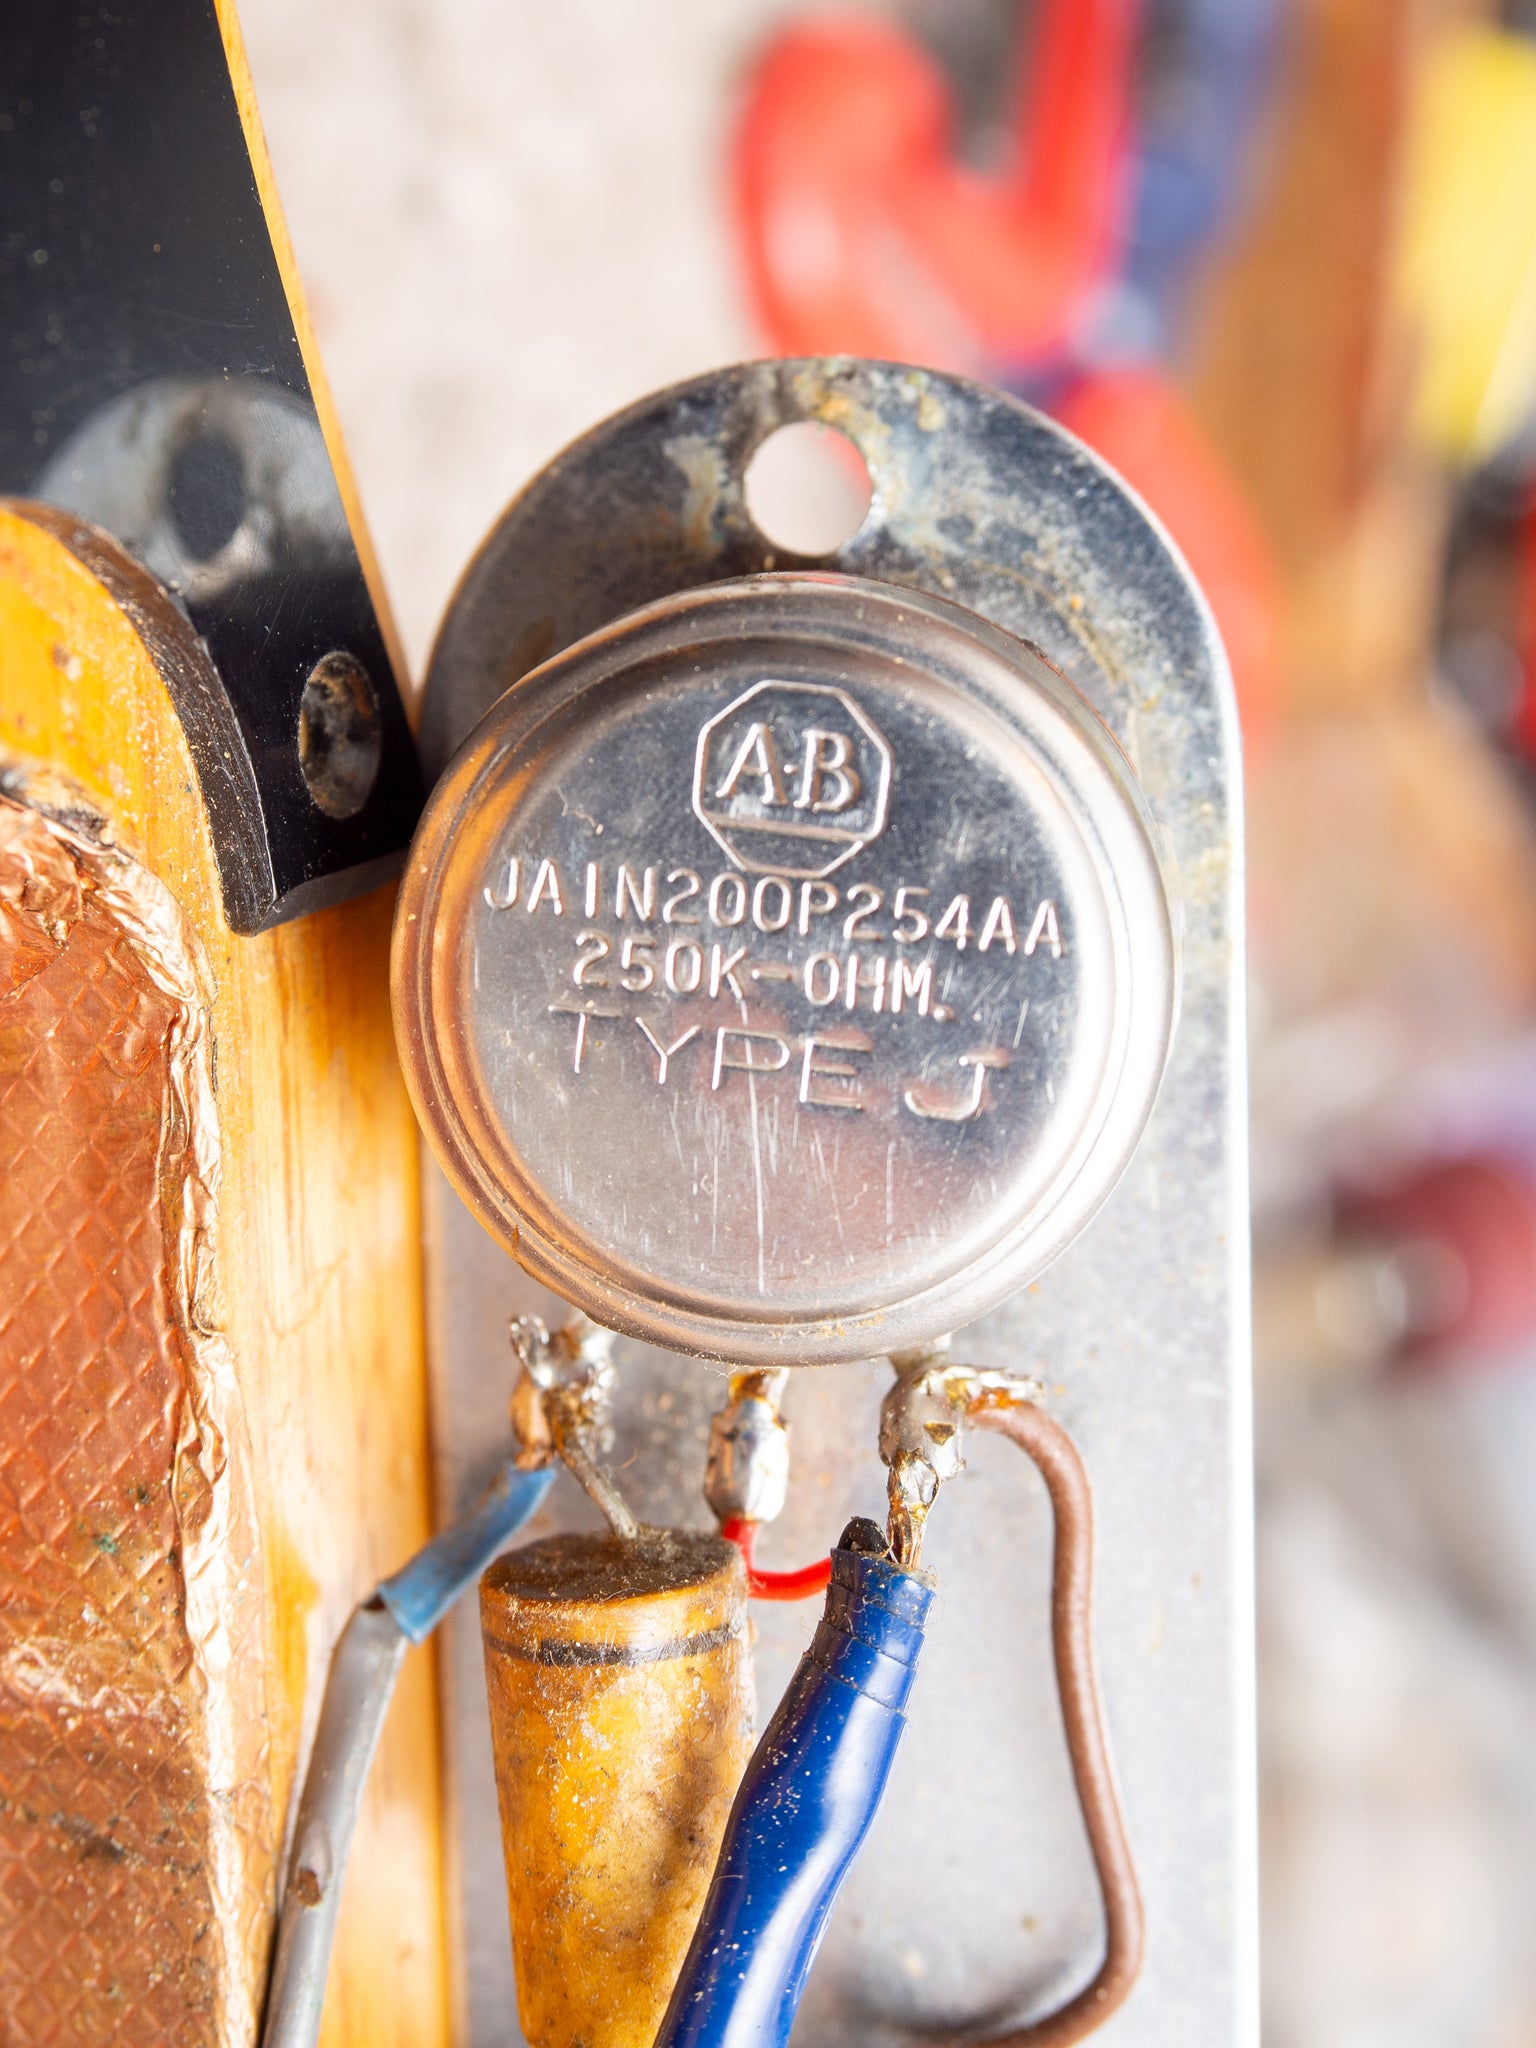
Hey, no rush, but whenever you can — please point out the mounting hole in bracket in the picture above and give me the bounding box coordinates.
[743,421,872,557]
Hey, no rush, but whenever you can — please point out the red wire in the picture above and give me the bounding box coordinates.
[721,1518,832,1601]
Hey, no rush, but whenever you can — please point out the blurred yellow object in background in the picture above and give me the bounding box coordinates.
[1400,25,1536,463]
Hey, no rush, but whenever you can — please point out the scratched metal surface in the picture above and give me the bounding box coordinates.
[0,779,271,2046]
[400,574,1175,1366]
[420,362,1254,2048]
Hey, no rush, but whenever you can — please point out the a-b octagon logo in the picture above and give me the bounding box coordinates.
[692,680,892,877]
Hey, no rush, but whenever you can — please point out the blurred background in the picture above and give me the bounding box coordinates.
[236,1,1536,2039]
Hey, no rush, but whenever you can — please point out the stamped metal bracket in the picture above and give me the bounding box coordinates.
[418,359,1253,2048]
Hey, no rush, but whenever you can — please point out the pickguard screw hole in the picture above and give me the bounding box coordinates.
[299,650,381,819]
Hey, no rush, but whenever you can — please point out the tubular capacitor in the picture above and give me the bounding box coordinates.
[480,1528,753,2048]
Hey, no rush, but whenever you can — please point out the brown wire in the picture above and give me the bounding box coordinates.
[958,1396,1146,2047]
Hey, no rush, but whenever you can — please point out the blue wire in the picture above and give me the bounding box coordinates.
[376,1461,555,1644]
[264,1456,554,2048]
[656,1520,934,2048]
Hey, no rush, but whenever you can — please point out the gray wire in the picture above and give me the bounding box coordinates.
[260,1601,409,2048]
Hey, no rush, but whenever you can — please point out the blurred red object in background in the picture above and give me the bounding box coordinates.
[732,6,1135,373]
[1347,1154,1536,1371]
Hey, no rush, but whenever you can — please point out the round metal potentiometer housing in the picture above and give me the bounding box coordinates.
[395,362,1189,1367]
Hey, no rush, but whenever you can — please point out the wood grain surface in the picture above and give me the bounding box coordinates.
[0,501,446,2048]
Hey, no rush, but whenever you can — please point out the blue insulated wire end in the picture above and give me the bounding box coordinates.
[264,1458,555,2048]
[655,1516,935,2048]
[375,1461,555,1645]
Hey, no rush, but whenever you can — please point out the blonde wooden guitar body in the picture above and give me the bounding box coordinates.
[0,502,445,2048]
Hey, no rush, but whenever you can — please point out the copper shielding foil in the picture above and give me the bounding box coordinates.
[0,779,271,2045]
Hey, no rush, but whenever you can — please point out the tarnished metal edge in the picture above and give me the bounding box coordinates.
[420,356,1239,789]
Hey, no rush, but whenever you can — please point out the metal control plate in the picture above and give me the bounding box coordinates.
[396,577,1174,1363]
[416,361,1253,2048]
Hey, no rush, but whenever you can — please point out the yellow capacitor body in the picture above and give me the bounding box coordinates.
[480,1528,753,2048]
